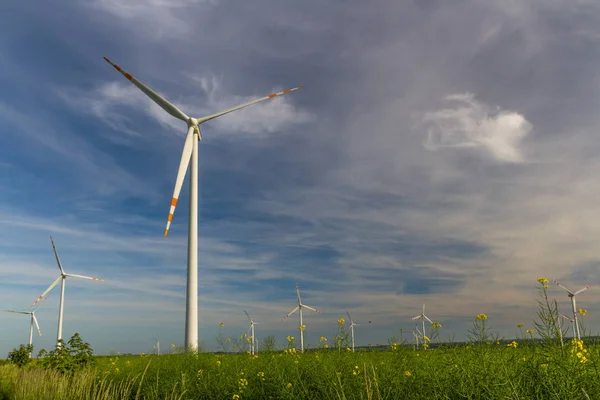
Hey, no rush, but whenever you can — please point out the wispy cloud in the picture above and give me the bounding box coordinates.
[422,93,532,163]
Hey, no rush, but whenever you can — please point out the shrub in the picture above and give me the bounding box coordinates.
[8,344,33,368]
[37,333,95,374]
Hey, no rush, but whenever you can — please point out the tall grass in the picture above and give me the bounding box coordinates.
[1,341,599,399]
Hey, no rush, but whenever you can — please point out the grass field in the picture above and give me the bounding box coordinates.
[0,338,598,400]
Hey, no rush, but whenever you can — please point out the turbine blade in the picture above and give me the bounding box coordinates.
[31,276,62,308]
[302,305,321,313]
[574,285,592,295]
[296,284,302,304]
[66,273,105,282]
[553,280,574,295]
[32,293,52,312]
[196,85,303,124]
[244,310,252,322]
[284,306,299,319]
[32,314,42,336]
[346,311,353,324]
[164,127,194,237]
[410,315,421,321]
[4,310,30,315]
[50,236,66,275]
[424,316,433,324]
[103,57,189,122]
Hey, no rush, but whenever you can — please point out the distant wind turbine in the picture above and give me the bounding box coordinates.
[30,236,105,347]
[553,280,591,340]
[346,311,360,352]
[409,301,433,347]
[153,336,160,356]
[244,310,259,355]
[413,324,422,349]
[284,284,321,353]
[5,294,50,357]
[103,57,302,351]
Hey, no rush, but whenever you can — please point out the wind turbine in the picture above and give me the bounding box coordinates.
[30,236,105,347]
[409,301,433,346]
[560,313,575,340]
[346,311,360,352]
[283,284,321,353]
[153,336,160,356]
[413,325,422,349]
[553,280,591,340]
[103,57,302,351]
[4,294,50,357]
[244,310,259,355]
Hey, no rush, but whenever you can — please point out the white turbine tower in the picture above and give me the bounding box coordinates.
[409,301,433,347]
[553,280,591,340]
[244,310,259,355]
[4,295,49,357]
[103,57,302,351]
[30,236,105,347]
[346,311,360,352]
[284,284,321,353]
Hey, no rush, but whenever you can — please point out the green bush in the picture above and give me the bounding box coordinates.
[37,333,95,374]
[7,344,33,368]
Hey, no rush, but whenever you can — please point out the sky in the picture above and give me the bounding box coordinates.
[1,0,600,356]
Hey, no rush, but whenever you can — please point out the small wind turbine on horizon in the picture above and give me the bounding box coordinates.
[153,336,160,356]
[5,294,50,357]
[244,310,259,355]
[284,284,321,353]
[103,57,302,351]
[346,311,360,352]
[409,301,433,347]
[553,280,591,340]
[30,236,105,348]
[413,324,422,349]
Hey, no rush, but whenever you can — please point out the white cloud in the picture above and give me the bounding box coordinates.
[422,93,532,163]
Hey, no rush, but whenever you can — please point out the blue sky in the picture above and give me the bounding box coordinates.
[2,0,600,356]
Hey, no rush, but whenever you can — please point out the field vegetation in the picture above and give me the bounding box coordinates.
[0,279,597,399]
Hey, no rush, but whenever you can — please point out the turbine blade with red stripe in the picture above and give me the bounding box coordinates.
[103,57,189,122]
[196,85,303,124]
[164,126,195,237]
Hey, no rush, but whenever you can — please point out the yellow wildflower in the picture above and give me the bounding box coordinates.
[431,321,442,329]
[226,337,231,342]
[337,317,345,325]
[320,336,328,342]
[216,360,222,367]
[578,309,587,317]
[287,336,294,342]
[475,314,487,321]
[286,383,293,389]
[404,371,412,377]
[219,322,224,327]
[537,278,549,284]
[517,324,524,328]
[232,395,240,400]
[299,325,306,331]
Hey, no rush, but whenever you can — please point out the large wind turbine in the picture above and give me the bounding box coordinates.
[553,280,591,340]
[284,284,321,353]
[244,310,259,355]
[5,295,49,357]
[103,57,302,350]
[346,311,360,352]
[30,236,104,347]
[409,301,433,346]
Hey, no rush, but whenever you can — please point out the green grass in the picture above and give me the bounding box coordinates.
[1,340,599,399]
